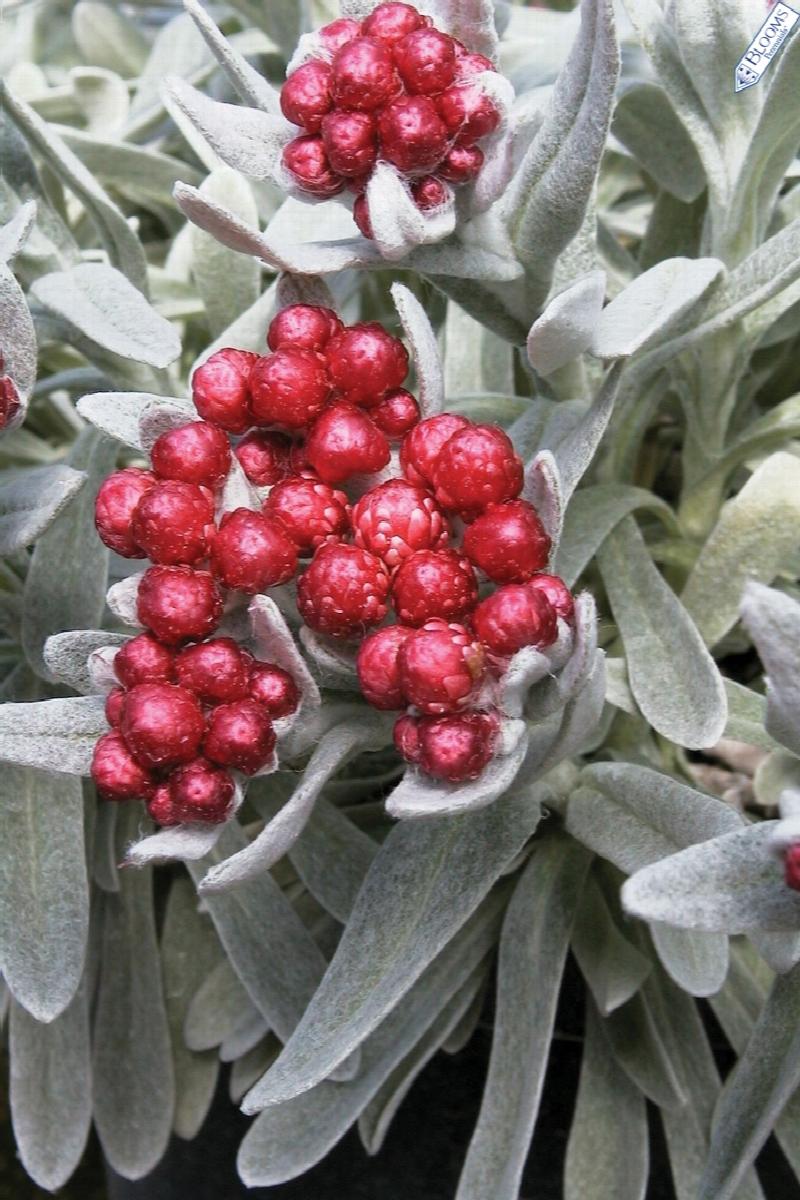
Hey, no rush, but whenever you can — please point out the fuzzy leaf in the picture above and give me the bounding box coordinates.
[22,430,117,680]
[622,822,800,934]
[184,957,251,1053]
[186,821,330,1045]
[192,168,260,338]
[0,263,36,415]
[740,582,800,758]
[0,767,88,1021]
[0,695,107,775]
[366,162,455,261]
[183,0,282,113]
[700,964,800,1200]
[44,630,125,695]
[93,810,175,1180]
[167,78,290,185]
[723,678,776,752]
[523,450,564,546]
[590,258,723,359]
[571,872,651,1016]
[31,264,180,367]
[391,282,444,416]
[72,2,150,76]
[249,595,321,711]
[0,199,36,264]
[546,363,622,504]
[9,984,91,1190]
[0,465,86,556]
[287,799,378,925]
[124,814,230,869]
[161,877,221,1140]
[455,837,590,1199]
[555,482,676,587]
[238,897,505,1183]
[243,787,542,1110]
[682,453,800,648]
[76,391,189,450]
[385,720,527,820]
[526,270,606,377]
[612,83,705,204]
[598,516,727,749]
[650,923,728,999]
[0,83,147,291]
[564,999,648,1200]
[505,0,619,310]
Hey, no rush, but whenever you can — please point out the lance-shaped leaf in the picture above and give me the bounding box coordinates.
[0,83,148,291]
[740,582,800,758]
[161,877,221,1140]
[0,263,36,423]
[183,0,282,114]
[391,282,444,416]
[700,964,800,1200]
[0,200,36,264]
[0,465,86,556]
[92,809,175,1180]
[455,837,591,1199]
[123,781,244,868]
[622,822,800,934]
[526,270,606,377]
[44,629,126,695]
[0,767,88,1022]
[77,391,190,450]
[186,822,331,1046]
[199,717,388,893]
[525,592,597,720]
[287,798,378,925]
[571,872,651,1017]
[243,786,543,1110]
[9,983,91,1190]
[567,761,742,873]
[598,516,727,749]
[192,168,260,338]
[650,922,728,1000]
[238,895,506,1181]
[554,483,677,588]
[23,430,117,680]
[523,450,563,546]
[564,999,649,1200]
[185,957,252,1053]
[106,572,144,629]
[167,78,290,186]
[385,719,527,820]
[504,0,619,310]
[432,0,498,61]
[589,258,723,359]
[0,695,106,774]
[611,82,705,204]
[683,453,800,648]
[31,264,180,368]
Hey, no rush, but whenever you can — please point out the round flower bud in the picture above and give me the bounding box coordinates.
[210,508,298,594]
[151,421,232,490]
[393,28,457,95]
[297,543,390,637]
[204,699,276,775]
[415,711,498,781]
[527,574,575,624]
[392,548,477,625]
[438,143,484,184]
[175,637,252,705]
[248,663,301,718]
[95,468,156,558]
[319,17,362,54]
[436,82,501,145]
[472,583,558,658]
[114,633,175,689]
[400,412,470,488]
[249,348,331,430]
[356,624,415,709]
[377,95,448,173]
[265,474,350,553]
[280,60,334,132]
[267,304,342,353]
[371,388,421,438]
[321,110,378,176]
[305,403,390,484]
[166,758,235,824]
[234,430,292,487]
[132,480,214,566]
[463,500,551,583]
[120,682,206,771]
[352,478,449,570]
[331,36,401,111]
[283,134,345,197]
[326,322,409,405]
[432,423,523,515]
[91,731,155,802]
[137,566,223,645]
[398,619,485,714]
[192,348,258,434]
[362,3,427,44]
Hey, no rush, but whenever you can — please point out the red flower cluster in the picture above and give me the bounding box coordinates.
[91,302,575,800]
[91,632,299,826]
[279,1,502,235]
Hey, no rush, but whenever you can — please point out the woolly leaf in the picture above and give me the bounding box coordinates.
[287,798,378,925]
[700,965,800,1200]
[92,809,174,1180]
[0,465,86,556]
[43,630,125,695]
[167,78,290,185]
[571,873,651,1017]
[366,162,455,261]
[523,450,563,546]
[77,391,189,450]
[0,263,36,417]
[555,483,676,588]
[598,516,727,748]
[31,264,180,367]
[9,984,91,1190]
[160,877,221,1140]
[243,787,542,1110]
[682,453,800,648]
[183,0,282,114]
[186,821,330,1045]
[0,199,36,264]
[0,695,107,775]
[391,282,444,416]
[650,923,728,999]
[0,767,88,1021]
[740,582,800,758]
[191,168,260,338]
[526,270,606,377]
[622,822,800,933]
[567,762,742,874]
[184,958,251,1053]
[455,837,591,1200]
[564,999,648,1200]
[106,572,144,629]
[612,83,705,204]
[545,363,622,505]
[22,430,117,680]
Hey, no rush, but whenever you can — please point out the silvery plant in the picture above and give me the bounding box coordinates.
[0,0,799,1196]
